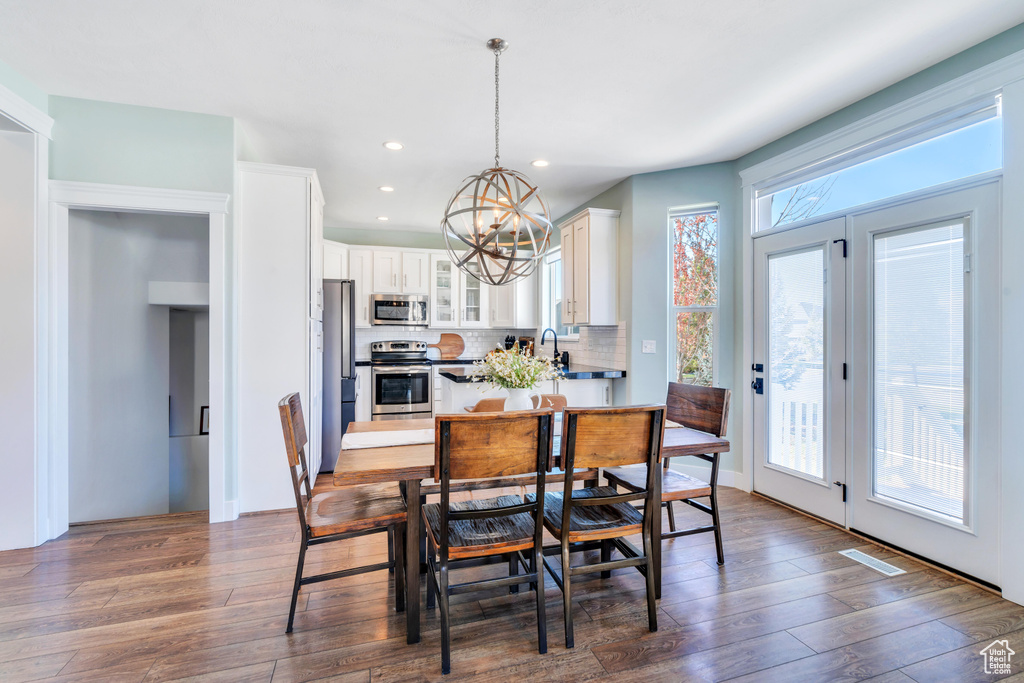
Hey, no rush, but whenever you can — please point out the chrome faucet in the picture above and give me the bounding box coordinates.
[541,328,559,363]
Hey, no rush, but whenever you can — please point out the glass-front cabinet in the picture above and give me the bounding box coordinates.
[429,253,489,328]
[430,254,457,327]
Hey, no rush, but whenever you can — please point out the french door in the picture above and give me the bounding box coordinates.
[847,183,999,585]
[752,182,1000,585]
[753,217,847,525]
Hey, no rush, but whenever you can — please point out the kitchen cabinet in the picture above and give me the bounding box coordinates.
[372,250,402,293]
[354,366,372,422]
[559,208,619,326]
[489,271,538,328]
[459,259,489,328]
[429,253,490,328]
[372,249,430,295]
[349,248,374,328]
[401,251,430,294]
[555,378,612,407]
[323,240,348,279]
[236,162,325,511]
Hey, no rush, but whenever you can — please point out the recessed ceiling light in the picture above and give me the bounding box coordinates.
[531,159,549,167]
[377,216,389,221]
[379,186,394,192]
[383,141,404,151]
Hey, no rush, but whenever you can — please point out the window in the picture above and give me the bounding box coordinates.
[757,105,1002,231]
[671,208,718,386]
[541,248,578,338]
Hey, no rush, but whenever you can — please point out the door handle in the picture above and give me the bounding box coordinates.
[392,273,397,287]
[751,378,763,394]
[404,274,408,288]
[833,481,847,502]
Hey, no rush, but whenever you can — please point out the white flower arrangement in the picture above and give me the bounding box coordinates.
[470,344,563,390]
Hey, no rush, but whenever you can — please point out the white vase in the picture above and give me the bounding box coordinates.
[505,388,534,411]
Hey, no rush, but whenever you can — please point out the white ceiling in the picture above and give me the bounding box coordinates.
[1,1,1022,232]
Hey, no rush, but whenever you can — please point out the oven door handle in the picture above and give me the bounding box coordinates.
[372,365,432,374]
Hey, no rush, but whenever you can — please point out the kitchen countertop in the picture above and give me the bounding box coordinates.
[436,364,627,383]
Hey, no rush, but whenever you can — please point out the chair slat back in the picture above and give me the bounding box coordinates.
[666,382,730,437]
[465,397,507,413]
[278,392,312,528]
[563,406,666,469]
[437,410,554,480]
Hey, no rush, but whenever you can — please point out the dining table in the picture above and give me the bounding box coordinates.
[333,414,730,644]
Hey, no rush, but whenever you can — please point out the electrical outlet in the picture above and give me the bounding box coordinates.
[642,340,656,354]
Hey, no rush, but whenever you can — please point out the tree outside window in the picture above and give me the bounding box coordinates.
[671,210,718,386]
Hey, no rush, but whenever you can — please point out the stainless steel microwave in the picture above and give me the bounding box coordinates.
[370,293,429,326]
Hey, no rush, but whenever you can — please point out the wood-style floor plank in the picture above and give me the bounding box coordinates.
[0,484,1018,682]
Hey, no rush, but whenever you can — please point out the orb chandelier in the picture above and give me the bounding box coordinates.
[441,38,553,286]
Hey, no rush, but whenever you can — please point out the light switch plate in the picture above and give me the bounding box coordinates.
[642,340,656,353]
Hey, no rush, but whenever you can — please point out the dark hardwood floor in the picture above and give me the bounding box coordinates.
[0,482,1020,682]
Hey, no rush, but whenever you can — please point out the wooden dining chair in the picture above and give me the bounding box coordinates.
[539,405,666,649]
[278,393,408,633]
[531,393,568,411]
[604,382,731,564]
[463,397,506,413]
[423,409,554,674]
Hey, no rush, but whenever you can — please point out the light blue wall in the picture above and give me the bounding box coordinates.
[325,226,448,249]
[49,96,234,194]
[0,57,47,114]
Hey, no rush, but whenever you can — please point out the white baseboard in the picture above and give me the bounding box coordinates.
[223,499,239,522]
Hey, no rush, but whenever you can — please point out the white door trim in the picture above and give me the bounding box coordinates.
[47,180,234,537]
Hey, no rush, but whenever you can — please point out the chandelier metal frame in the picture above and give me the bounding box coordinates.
[441,38,553,287]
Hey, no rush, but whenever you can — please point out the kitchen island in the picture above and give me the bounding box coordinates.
[436,364,626,412]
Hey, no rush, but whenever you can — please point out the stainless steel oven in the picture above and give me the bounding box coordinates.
[370,340,433,420]
[371,294,429,327]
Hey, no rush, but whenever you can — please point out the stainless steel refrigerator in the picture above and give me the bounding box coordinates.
[320,279,357,472]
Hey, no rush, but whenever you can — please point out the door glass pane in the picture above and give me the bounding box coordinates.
[768,248,825,479]
[435,260,453,323]
[464,261,482,322]
[873,222,964,521]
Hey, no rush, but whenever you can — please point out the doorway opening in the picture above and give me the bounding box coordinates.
[68,209,211,523]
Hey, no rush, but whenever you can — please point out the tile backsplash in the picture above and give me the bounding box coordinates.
[355,327,536,361]
[356,323,627,369]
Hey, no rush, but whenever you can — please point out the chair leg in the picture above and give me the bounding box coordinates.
[509,552,520,594]
[710,492,725,566]
[600,539,612,579]
[666,500,677,532]
[387,527,395,573]
[642,518,658,634]
[439,562,451,675]
[535,545,547,655]
[561,542,574,649]
[528,549,538,592]
[394,525,406,613]
[286,540,307,634]
[426,537,436,610]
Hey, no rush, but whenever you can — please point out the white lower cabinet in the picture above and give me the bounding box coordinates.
[555,379,612,407]
[355,366,372,422]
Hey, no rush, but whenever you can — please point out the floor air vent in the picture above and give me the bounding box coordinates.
[838,549,906,576]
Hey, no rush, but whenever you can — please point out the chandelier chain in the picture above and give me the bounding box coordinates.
[493,47,500,168]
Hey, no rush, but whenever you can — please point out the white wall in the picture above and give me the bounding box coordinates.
[69,210,208,522]
[0,129,38,548]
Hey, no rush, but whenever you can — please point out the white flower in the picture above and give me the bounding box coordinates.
[469,343,563,390]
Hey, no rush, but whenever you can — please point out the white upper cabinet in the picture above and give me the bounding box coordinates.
[372,250,402,293]
[430,254,458,327]
[490,271,537,328]
[459,260,489,328]
[401,251,430,294]
[349,248,374,328]
[559,208,619,326]
[323,240,348,280]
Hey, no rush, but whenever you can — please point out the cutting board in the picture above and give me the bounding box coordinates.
[428,333,465,360]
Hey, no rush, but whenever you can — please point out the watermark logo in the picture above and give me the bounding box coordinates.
[980,639,1015,675]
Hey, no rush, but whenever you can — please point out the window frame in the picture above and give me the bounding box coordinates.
[668,205,720,387]
[539,246,578,341]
